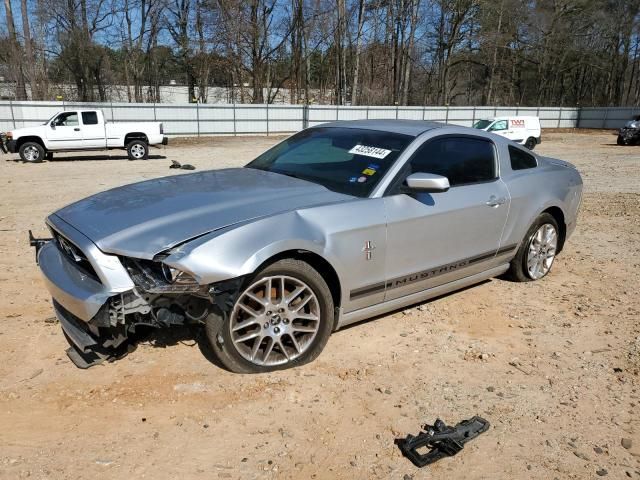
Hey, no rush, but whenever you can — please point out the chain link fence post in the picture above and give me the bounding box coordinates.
[233,103,237,136]
[196,101,200,137]
[557,107,562,128]
[9,100,16,128]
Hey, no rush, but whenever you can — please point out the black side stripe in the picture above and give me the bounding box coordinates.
[349,244,518,301]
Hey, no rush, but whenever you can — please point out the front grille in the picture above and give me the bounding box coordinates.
[53,231,101,283]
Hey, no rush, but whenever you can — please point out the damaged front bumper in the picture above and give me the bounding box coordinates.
[35,215,235,368]
[0,133,16,154]
[39,241,138,367]
[619,127,640,144]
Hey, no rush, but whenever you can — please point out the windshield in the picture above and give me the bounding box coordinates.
[42,112,59,125]
[245,127,413,197]
[473,120,493,130]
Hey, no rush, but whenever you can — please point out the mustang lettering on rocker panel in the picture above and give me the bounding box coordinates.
[350,244,518,300]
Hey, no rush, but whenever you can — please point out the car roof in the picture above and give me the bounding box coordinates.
[314,119,446,137]
[486,116,538,121]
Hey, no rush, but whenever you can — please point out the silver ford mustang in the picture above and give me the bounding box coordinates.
[35,120,583,372]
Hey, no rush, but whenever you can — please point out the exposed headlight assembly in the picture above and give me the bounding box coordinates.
[124,258,200,293]
[161,264,198,285]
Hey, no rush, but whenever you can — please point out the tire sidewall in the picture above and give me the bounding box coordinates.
[525,137,536,150]
[127,140,149,160]
[19,142,44,163]
[206,259,334,373]
[516,213,559,281]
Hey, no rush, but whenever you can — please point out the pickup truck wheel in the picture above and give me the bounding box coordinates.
[524,137,536,150]
[127,140,149,160]
[205,259,334,373]
[19,142,44,163]
[506,213,559,282]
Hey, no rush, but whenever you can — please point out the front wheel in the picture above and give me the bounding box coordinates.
[617,135,626,146]
[206,259,334,373]
[19,142,44,163]
[506,213,559,282]
[126,140,149,160]
[524,137,536,150]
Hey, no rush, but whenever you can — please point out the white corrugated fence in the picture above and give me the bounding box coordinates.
[0,101,636,136]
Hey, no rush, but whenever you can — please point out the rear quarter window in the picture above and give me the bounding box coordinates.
[509,145,537,170]
[82,112,98,125]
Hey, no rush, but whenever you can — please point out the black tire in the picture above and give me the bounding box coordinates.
[617,135,626,146]
[19,141,45,163]
[205,259,334,373]
[126,140,149,160]
[506,213,559,282]
[524,137,536,150]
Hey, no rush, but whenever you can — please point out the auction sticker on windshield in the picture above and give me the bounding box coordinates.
[349,145,392,159]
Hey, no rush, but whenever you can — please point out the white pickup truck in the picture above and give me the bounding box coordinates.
[1,109,167,162]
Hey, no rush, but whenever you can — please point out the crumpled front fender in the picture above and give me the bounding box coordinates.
[162,209,346,286]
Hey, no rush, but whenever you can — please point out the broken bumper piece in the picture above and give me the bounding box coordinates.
[53,300,131,368]
[396,416,490,467]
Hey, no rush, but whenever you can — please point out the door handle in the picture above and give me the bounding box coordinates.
[485,196,506,207]
[74,128,80,131]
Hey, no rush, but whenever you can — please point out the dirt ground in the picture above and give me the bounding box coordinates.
[0,131,638,479]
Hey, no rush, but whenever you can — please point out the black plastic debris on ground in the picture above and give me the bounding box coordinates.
[170,160,196,170]
[395,416,490,467]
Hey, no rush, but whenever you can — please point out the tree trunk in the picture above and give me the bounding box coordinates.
[351,0,365,105]
[3,0,27,100]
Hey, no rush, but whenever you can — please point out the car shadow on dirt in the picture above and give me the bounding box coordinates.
[123,324,228,370]
[336,279,492,333]
[5,154,167,163]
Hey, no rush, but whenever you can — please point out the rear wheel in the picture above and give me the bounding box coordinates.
[126,140,149,160]
[507,213,559,282]
[19,142,44,163]
[206,259,334,373]
[524,137,536,150]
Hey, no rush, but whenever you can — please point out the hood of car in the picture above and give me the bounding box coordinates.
[52,168,352,259]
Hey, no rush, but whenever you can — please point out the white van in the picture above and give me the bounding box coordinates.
[473,116,541,150]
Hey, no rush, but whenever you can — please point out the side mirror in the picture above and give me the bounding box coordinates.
[405,172,450,193]
[50,123,56,129]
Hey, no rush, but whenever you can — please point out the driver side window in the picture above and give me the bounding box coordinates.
[54,112,79,127]
[406,137,497,187]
